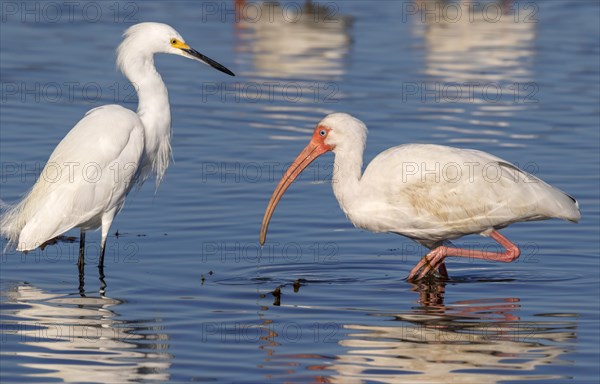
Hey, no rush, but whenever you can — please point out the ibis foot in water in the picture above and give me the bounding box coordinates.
[407,231,521,281]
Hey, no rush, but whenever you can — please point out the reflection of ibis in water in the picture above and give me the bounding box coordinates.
[328,296,575,383]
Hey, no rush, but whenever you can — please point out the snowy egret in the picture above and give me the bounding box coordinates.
[259,113,580,280]
[1,22,235,269]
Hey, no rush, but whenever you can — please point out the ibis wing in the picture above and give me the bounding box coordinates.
[357,144,579,241]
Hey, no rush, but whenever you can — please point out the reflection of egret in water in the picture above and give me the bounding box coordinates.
[328,285,575,383]
[1,283,170,382]
[411,0,538,147]
[236,0,353,78]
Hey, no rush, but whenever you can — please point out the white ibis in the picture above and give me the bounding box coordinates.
[0,23,234,269]
[259,113,580,280]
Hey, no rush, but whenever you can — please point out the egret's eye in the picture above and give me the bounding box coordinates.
[170,39,178,45]
[319,130,327,137]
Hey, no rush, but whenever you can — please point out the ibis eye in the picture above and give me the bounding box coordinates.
[319,130,327,137]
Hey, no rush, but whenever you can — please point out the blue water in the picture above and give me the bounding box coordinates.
[1,1,598,382]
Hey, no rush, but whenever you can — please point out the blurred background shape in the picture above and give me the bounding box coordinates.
[236,0,353,79]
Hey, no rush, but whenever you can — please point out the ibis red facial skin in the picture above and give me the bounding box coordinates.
[259,113,581,280]
[260,126,333,245]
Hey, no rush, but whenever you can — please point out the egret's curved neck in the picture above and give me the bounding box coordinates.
[332,145,364,215]
[122,54,172,185]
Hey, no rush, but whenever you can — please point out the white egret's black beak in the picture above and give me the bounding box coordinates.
[183,48,235,76]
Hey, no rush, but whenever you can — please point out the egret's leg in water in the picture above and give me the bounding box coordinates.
[99,238,107,269]
[77,230,85,269]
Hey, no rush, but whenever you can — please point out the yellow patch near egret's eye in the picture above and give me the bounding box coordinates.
[170,38,189,50]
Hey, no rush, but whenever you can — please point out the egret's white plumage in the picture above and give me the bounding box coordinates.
[260,113,580,279]
[1,22,234,261]
[3,105,144,252]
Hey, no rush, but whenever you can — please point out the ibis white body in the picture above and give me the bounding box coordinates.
[260,113,580,279]
[336,141,579,248]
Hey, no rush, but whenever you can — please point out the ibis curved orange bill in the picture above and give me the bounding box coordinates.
[259,126,333,245]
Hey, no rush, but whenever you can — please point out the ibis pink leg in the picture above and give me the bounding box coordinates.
[407,231,521,280]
